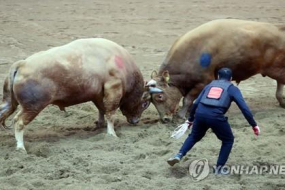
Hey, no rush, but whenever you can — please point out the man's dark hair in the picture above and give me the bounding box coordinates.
[218,68,232,80]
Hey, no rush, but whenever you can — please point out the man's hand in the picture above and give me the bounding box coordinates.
[185,120,193,129]
[252,126,260,136]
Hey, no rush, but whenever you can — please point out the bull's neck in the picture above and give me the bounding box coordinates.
[167,75,190,97]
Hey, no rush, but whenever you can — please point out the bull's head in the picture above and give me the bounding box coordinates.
[146,70,182,123]
[120,85,151,125]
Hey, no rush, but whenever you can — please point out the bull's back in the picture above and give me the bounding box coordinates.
[161,19,285,84]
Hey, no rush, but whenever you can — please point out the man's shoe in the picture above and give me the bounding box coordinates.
[167,153,183,166]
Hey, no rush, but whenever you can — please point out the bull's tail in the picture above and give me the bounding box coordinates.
[0,60,25,129]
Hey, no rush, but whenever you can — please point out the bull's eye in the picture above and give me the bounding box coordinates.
[154,94,164,102]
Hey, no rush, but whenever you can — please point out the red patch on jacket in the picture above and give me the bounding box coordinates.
[207,87,223,99]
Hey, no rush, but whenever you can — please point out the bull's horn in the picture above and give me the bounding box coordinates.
[149,87,163,93]
[146,79,157,87]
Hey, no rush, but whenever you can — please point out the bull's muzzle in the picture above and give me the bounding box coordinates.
[128,118,140,125]
[162,116,172,123]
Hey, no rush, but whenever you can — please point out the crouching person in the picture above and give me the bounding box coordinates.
[167,68,260,174]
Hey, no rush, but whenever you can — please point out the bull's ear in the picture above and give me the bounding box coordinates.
[151,70,158,79]
[141,91,151,101]
[142,100,150,109]
[162,70,170,83]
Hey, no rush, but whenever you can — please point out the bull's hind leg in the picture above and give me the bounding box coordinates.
[103,78,123,137]
[13,109,24,151]
[11,79,52,151]
[13,107,44,152]
[276,82,285,108]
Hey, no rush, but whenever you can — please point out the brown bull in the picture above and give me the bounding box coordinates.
[146,19,285,122]
[0,38,150,151]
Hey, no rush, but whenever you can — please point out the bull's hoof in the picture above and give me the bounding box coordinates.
[108,133,118,138]
[16,147,27,154]
[95,121,106,129]
[0,123,12,130]
[107,130,118,138]
[4,126,13,130]
[279,103,285,108]
[63,111,71,118]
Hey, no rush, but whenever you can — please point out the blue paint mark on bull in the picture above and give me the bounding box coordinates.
[199,53,212,68]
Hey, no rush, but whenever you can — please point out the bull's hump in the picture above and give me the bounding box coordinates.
[69,38,124,51]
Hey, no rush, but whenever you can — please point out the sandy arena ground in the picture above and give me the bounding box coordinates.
[1,0,285,189]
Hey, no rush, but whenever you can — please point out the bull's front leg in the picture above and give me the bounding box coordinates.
[173,94,194,123]
[276,81,285,108]
[105,111,117,137]
[103,79,123,137]
[95,110,106,129]
[174,83,205,122]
